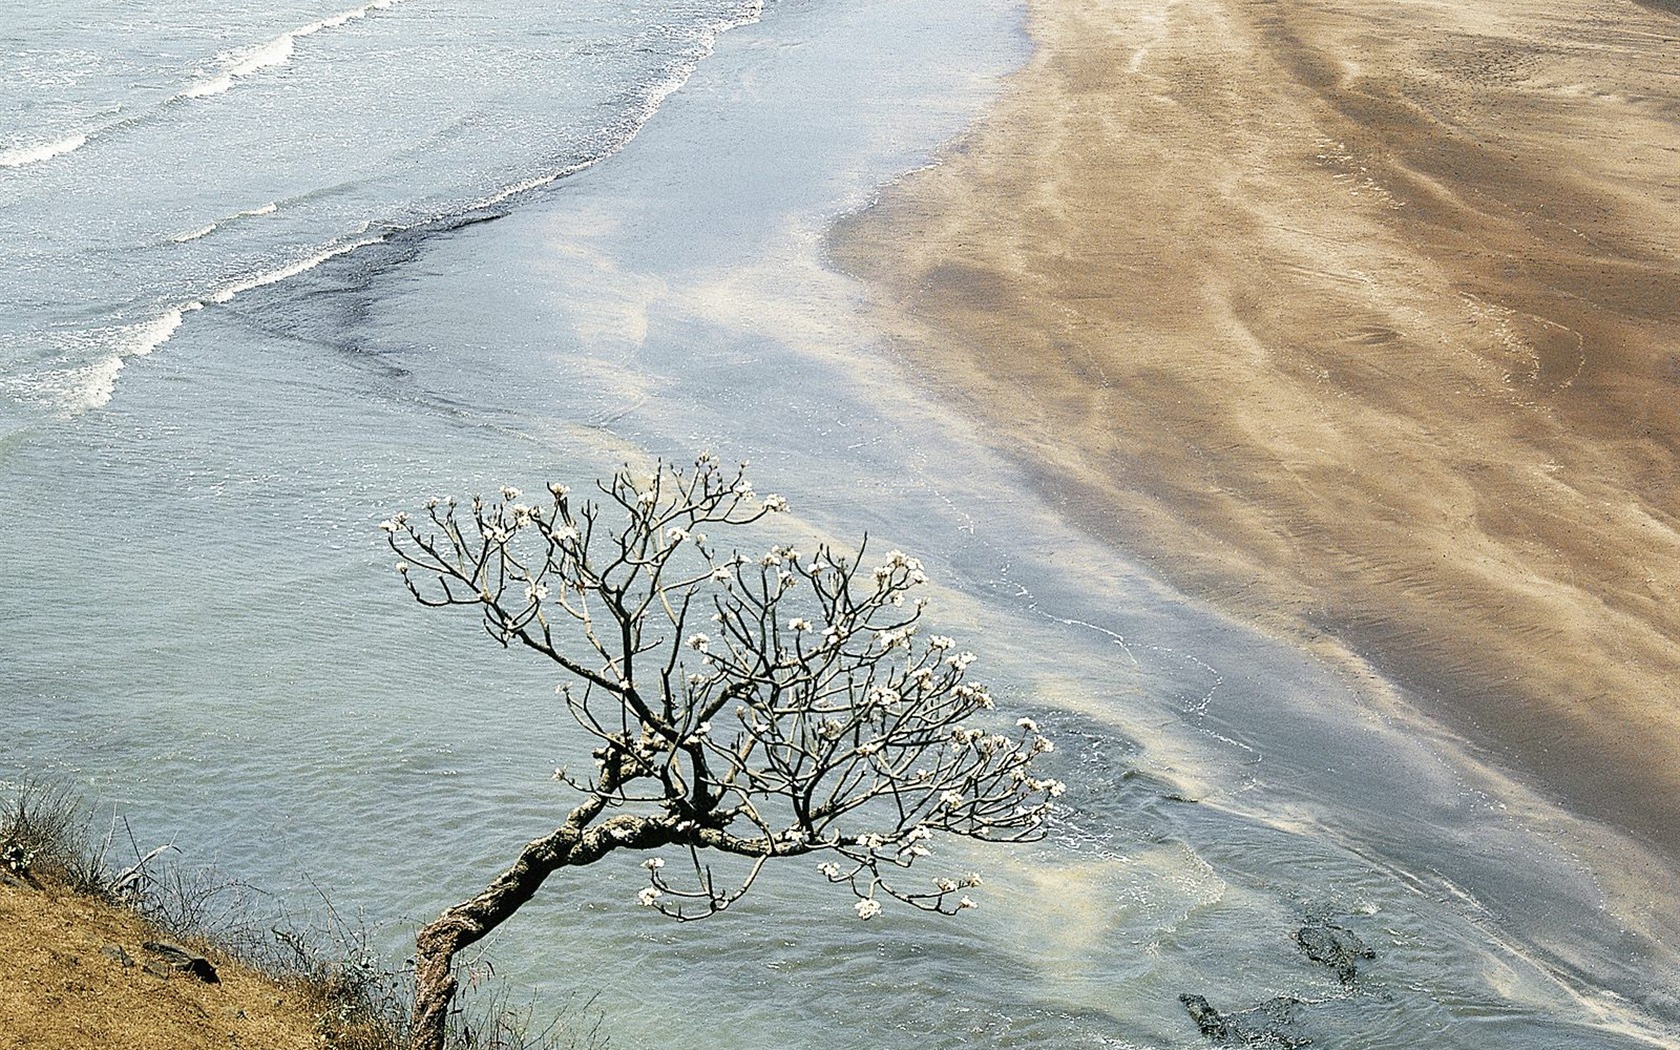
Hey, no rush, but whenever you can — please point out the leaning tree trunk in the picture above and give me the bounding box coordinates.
[411,826,582,1050]
[409,810,671,1050]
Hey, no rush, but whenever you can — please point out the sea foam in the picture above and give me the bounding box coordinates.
[180,0,407,99]
[0,133,90,169]
[5,305,199,416]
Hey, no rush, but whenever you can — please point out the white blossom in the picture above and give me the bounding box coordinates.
[930,635,955,651]
[762,494,789,513]
[958,897,978,910]
[637,887,661,907]
[788,617,812,632]
[854,898,882,920]
[686,633,710,651]
[643,857,666,870]
[547,482,569,497]
[501,486,521,501]
[1030,777,1068,798]
[525,582,548,601]
[1017,717,1039,733]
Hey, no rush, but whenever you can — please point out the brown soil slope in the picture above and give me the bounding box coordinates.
[0,880,320,1050]
[832,0,1680,853]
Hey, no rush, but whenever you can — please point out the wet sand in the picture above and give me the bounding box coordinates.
[831,0,1680,857]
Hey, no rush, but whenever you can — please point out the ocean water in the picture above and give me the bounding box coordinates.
[3,1,1678,1048]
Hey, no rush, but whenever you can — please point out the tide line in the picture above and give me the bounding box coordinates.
[208,236,385,303]
[467,0,767,213]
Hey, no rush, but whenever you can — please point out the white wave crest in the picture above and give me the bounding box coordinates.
[0,133,89,169]
[209,237,383,304]
[173,222,219,243]
[125,308,190,358]
[172,201,277,243]
[54,354,128,414]
[179,0,406,99]
[7,305,200,416]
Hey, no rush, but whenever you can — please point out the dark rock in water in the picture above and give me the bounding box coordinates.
[142,940,219,984]
[1181,994,1231,1039]
[1179,994,1311,1048]
[1295,923,1375,982]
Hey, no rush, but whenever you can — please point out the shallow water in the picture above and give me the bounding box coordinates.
[3,1,1678,1047]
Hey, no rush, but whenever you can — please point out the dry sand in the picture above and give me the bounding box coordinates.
[832,0,1680,856]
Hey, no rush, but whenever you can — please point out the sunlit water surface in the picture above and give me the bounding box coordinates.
[3,1,1678,1047]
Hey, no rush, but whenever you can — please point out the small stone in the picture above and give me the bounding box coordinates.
[142,940,219,984]
[100,944,135,969]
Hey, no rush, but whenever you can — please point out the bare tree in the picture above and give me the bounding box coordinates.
[384,454,1063,1050]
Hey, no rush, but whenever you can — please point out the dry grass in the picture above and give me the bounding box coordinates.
[0,779,604,1050]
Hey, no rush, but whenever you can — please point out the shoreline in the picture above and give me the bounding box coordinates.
[831,0,1680,864]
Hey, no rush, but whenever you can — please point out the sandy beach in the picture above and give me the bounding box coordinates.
[833,0,1680,857]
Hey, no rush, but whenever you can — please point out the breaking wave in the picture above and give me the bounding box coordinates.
[170,202,278,243]
[3,305,199,416]
[0,134,89,169]
[180,0,407,99]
